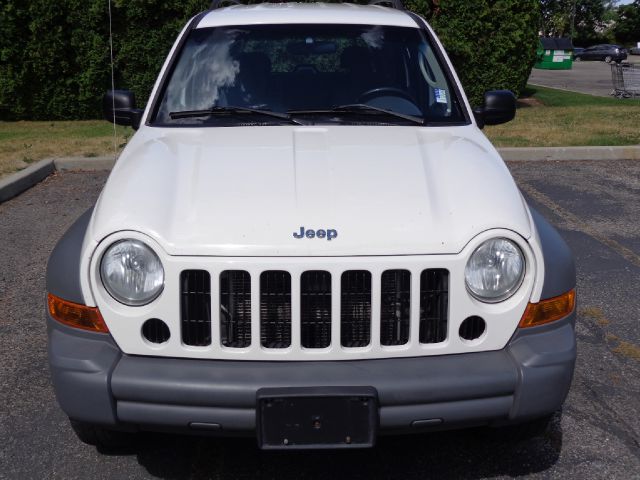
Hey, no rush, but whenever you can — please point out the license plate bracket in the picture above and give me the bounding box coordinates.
[257,387,378,450]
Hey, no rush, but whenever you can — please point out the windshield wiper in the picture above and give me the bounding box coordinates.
[169,106,304,125]
[288,104,424,125]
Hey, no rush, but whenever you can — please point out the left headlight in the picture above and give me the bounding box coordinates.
[465,237,525,303]
[100,239,164,306]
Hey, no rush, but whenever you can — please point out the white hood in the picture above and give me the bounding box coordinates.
[90,125,531,256]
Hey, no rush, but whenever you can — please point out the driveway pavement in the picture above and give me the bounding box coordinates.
[0,164,639,479]
[529,58,640,96]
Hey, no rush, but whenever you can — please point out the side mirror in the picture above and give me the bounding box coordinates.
[103,90,144,130]
[473,90,516,129]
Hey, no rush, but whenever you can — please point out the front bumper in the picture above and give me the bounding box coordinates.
[48,312,576,437]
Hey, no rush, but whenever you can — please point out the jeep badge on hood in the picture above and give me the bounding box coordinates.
[293,226,338,241]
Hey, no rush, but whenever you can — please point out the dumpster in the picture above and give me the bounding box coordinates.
[535,38,574,70]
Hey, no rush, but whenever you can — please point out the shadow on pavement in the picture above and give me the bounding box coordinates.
[97,417,563,479]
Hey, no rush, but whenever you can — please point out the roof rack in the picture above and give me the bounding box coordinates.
[209,0,405,11]
[368,0,405,9]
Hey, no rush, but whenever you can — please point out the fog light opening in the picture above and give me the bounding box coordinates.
[142,318,170,344]
[459,316,486,341]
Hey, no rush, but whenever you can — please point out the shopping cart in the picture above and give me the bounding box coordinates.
[611,63,640,98]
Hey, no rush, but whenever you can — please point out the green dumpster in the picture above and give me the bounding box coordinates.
[535,38,574,70]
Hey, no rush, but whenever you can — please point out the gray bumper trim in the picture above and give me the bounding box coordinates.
[47,315,121,426]
[48,310,576,435]
[111,350,517,409]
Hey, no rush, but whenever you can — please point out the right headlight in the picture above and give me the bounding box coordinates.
[464,237,525,303]
[100,239,165,306]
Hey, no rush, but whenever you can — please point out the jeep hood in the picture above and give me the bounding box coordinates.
[90,126,531,256]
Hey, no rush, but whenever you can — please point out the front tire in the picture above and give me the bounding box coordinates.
[574,56,581,62]
[605,55,613,63]
[70,420,137,450]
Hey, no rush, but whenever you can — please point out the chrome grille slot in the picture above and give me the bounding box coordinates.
[260,271,292,349]
[380,270,411,346]
[220,270,252,348]
[300,271,332,349]
[341,270,372,347]
[180,270,211,346]
[419,269,449,344]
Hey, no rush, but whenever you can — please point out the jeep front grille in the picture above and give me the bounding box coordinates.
[301,271,332,349]
[179,268,449,354]
[260,271,292,348]
[419,269,449,344]
[341,271,372,347]
[180,270,211,346]
[380,270,411,346]
[220,270,252,348]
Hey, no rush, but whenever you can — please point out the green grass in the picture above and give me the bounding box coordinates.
[523,84,640,107]
[0,120,130,179]
[485,85,640,147]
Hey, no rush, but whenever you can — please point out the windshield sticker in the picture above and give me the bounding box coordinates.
[435,88,448,104]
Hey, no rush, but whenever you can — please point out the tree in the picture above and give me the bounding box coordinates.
[613,0,640,45]
[540,0,574,37]
[540,0,616,45]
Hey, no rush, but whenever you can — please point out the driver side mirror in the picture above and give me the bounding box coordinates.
[473,90,516,129]
[103,89,144,130]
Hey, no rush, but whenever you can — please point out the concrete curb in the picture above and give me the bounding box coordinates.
[54,156,116,172]
[1,147,640,205]
[0,156,114,205]
[499,146,640,162]
[0,158,55,204]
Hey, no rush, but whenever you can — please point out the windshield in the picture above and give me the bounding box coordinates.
[153,24,467,126]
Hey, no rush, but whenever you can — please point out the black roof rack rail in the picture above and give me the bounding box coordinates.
[368,0,405,9]
[210,0,242,9]
[209,0,405,10]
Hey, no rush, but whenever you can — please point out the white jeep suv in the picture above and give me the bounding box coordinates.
[47,0,576,450]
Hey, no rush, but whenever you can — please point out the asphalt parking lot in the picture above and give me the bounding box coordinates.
[1,162,639,479]
[528,57,640,96]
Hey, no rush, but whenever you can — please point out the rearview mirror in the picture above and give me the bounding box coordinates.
[473,90,516,129]
[103,90,144,130]
[287,41,337,55]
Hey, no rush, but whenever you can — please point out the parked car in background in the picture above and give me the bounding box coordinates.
[630,46,640,55]
[574,44,627,63]
[572,47,585,59]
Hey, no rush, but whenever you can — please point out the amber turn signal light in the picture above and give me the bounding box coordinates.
[519,289,576,328]
[47,293,109,333]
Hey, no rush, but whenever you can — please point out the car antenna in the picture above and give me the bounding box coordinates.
[108,0,117,160]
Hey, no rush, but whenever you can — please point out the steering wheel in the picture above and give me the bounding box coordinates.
[358,87,417,105]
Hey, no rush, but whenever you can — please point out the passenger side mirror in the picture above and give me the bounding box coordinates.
[103,89,144,130]
[473,90,516,129]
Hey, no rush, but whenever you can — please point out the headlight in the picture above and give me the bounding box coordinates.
[100,239,164,306]
[465,238,525,303]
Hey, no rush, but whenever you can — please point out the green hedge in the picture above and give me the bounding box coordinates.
[418,0,541,106]
[0,0,539,120]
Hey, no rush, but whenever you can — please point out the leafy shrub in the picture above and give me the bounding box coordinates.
[408,0,541,106]
[0,0,539,119]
